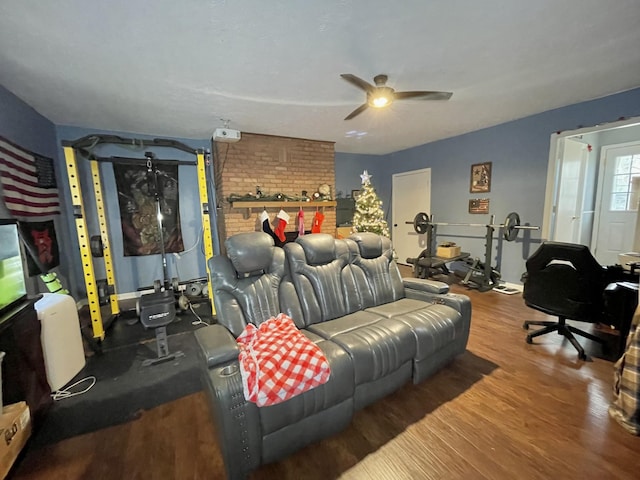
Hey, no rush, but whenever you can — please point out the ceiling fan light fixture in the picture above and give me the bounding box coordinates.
[341,73,452,120]
[371,95,391,108]
[368,87,394,109]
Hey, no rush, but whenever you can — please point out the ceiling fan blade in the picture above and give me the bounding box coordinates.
[341,74,375,93]
[394,91,453,101]
[344,103,369,120]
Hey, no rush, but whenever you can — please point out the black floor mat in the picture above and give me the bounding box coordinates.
[29,308,210,448]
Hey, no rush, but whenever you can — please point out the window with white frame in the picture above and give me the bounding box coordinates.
[611,154,640,211]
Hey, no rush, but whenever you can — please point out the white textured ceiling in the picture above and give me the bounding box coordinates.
[1,0,639,155]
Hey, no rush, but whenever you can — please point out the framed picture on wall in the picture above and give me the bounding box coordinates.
[470,162,492,193]
[351,189,361,200]
[469,198,490,214]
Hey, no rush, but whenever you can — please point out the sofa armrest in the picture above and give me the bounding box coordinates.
[194,324,239,368]
[403,277,450,294]
[195,324,262,479]
[403,278,472,324]
[404,287,472,325]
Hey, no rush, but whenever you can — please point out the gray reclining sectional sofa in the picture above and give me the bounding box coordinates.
[195,231,472,479]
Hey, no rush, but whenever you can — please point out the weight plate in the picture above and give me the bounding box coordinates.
[503,212,520,242]
[187,283,203,296]
[413,212,430,235]
[178,294,190,311]
[90,235,104,257]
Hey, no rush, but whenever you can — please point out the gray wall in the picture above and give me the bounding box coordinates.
[336,87,640,284]
[4,82,640,293]
[0,85,217,298]
[55,125,211,296]
[0,85,74,295]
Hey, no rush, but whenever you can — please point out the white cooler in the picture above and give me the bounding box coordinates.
[35,293,86,392]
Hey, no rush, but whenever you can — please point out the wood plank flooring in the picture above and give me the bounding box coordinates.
[11,280,640,480]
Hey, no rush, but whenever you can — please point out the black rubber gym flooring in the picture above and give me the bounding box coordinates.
[29,302,213,448]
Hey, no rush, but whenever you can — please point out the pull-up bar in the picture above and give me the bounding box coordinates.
[63,134,198,155]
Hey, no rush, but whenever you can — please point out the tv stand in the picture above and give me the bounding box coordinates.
[0,296,52,428]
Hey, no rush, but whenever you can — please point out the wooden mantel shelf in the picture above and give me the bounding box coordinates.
[232,200,336,217]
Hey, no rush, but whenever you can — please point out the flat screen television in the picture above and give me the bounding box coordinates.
[0,219,28,316]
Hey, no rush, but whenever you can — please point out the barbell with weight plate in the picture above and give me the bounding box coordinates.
[407,211,539,242]
[413,212,430,235]
[503,212,523,242]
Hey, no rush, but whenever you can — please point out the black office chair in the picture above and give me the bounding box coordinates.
[522,241,611,360]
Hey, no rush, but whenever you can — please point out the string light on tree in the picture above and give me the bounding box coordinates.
[352,170,390,237]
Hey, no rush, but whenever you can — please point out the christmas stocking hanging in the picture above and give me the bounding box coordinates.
[260,210,279,243]
[297,208,305,236]
[274,209,290,242]
[311,211,325,233]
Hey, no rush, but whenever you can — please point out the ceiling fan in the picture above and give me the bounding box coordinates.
[340,73,453,120]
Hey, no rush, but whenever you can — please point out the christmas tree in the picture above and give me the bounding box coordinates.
[352,170,390,237]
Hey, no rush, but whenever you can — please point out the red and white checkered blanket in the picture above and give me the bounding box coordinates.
[237,313,331,407]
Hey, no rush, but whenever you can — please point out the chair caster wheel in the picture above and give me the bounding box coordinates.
[526,336,533,344]
[578,352,587,361]
[523,323,529,330]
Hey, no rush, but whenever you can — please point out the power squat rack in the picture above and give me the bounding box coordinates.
[62,135,216,348]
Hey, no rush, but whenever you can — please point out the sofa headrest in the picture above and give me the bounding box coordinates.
[225,232,275,274]
[296,233,336,265]
[351,232,388,259]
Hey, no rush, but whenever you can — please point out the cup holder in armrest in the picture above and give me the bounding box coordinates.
[219,364,239,377]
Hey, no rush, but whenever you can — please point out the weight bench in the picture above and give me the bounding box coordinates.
[407,250,470,279]
[405,211,539,291]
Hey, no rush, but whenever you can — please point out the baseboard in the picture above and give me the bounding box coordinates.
[75,290,152,311]
[118,290,151,301]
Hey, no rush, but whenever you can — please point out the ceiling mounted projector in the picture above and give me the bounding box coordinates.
[213,128,241,143]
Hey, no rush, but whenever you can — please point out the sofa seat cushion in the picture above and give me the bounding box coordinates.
[259,330,355,435]
[365,297,433,318]
[307,311,417,385]
[366,298,463,358]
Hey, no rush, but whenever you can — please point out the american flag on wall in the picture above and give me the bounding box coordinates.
[0,135,60,218]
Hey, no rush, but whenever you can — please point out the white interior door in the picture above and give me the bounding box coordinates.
[392,168,431,265]
[553,139,588,243]
[592,143,640,264]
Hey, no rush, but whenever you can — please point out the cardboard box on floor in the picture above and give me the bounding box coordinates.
[0,402,31,479]
[437,245,462,258]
